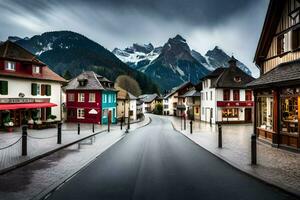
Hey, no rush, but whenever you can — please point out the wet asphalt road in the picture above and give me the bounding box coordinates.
[47,115,297,200]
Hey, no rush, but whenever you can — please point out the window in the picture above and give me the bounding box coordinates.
[37,84,41,95]
[78,93,85,102]
[5,61,16,71]
[258,96,273,130]
[77,108,85,119]
[245,90,252,101]
[234,76,241,83]
[195,107,199,114]
[206,92,208,100]
[68,93,75,102]
[32,65,40,74]
[202,107,204,114]
[223,89,230,101]
[222,108,239,118]
[292,28,300,50]
[0,80,8,95]
[67,109,76,118]
[103,94,107,103]
[103,109,108,117]
[45,85,51,96]
[108,94,111,103]
[210,91,213,100]
[289,8,300,26]
[89,93,96,102]
[201,93,203,100]
[277,34,289,55]
[233,90,240,101]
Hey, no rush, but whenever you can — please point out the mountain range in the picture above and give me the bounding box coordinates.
[113,35,251,91]
[7,31,159,94]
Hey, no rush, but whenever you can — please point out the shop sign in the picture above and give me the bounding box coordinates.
[217,101,254,107]
[0,98,50,104]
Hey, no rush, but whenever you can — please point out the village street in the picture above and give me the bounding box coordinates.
[42,115,296,200]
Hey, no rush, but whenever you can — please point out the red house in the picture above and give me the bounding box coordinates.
[65,71,103,123]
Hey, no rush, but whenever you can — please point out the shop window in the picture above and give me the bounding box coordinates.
[0,80,8,95]
[281,96,298,134]
[245,90,252,101]
[223,89,230,101]
[233,90,240,101]
[89,93,96,102]
[77,108,85,119]
[222,108,239,118]
[258,96,273,130]
[78,93,85,102]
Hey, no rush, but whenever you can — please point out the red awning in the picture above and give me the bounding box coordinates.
[0,102,57,110]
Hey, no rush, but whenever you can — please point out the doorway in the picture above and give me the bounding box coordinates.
[244,108,252,123]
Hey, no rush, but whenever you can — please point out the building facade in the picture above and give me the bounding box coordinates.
[248,0,300,150]
[163,82,194,116]
[0,41,66,130]
[201,57,254,124]
[116,86,137,121]
[65,71,117,124]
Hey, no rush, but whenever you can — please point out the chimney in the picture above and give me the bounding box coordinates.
[228,56,237,68]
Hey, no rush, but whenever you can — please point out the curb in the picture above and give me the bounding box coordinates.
[171,121,300,198]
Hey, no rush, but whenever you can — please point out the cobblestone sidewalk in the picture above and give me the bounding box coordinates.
[165,115,300,196]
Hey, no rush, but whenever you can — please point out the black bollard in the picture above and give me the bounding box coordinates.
[190,120,193,134]
[210,118,212,127]
[78,123,80,135]
[218,123,222,148]
[184,116,186,130]
[22,125,28,156]
[92,123,95,133]
[57,122,62,144]
[251,134,257,165]
[120,119,123,130]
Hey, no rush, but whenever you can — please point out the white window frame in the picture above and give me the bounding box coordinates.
[77,108,85,119]
[37,84,41,95]
[68,93,75,102]
[89,93,96,102]
[78,93,85,102]
[32,65,40,74]
[5,61,16,71]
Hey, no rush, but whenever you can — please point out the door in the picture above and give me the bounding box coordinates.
[205,108,211,122]
[245,108,252,123]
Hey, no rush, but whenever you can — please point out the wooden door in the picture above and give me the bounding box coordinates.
[245,108,252,123]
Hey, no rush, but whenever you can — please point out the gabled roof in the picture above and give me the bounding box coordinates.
[0,41,45,66]
[254,0,285,67]
[181,88,200,97]
[164,81,193,99]
[201,68,226,80]
[247,58,300,88]
[116,86,137,100]
[139,93,159,103]
[65,71,104,90]
[203,57,255,89]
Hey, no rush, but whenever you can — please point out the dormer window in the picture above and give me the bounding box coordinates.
[5,61,16,71]
[32,65,40,74]
[234,76,241,83]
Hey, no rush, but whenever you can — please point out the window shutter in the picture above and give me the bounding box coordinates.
[31,83,37,96]
[41,84,45,96]
[3,81,8,95]
[46,85,51,96]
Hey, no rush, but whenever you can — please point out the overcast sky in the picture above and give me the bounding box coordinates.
[0,0,269,77]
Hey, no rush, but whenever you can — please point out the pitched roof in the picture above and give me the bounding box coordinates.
[115,86,137,100]
[203,57,255,89]
[254,0,285,66]
[247,59,300,88]
[65,71,104,90]
[139,93,159,103]
[0,41,45,66]
[181,88,200,97]
[201,68,226,80]
[164,81,192,98]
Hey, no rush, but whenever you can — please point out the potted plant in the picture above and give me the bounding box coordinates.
[3,115,14,132]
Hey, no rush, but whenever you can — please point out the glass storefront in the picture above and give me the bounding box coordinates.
[280,88,299,135]
[222,108,239,118]
[257,96,273,131]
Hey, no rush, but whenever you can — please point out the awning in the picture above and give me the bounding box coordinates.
[0,102,57,110]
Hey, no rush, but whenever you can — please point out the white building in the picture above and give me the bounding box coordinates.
[200,57,254,124]
[163,82,193,116]
[0,41,66,128]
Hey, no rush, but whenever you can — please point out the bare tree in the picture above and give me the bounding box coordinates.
[115,75,142,96]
